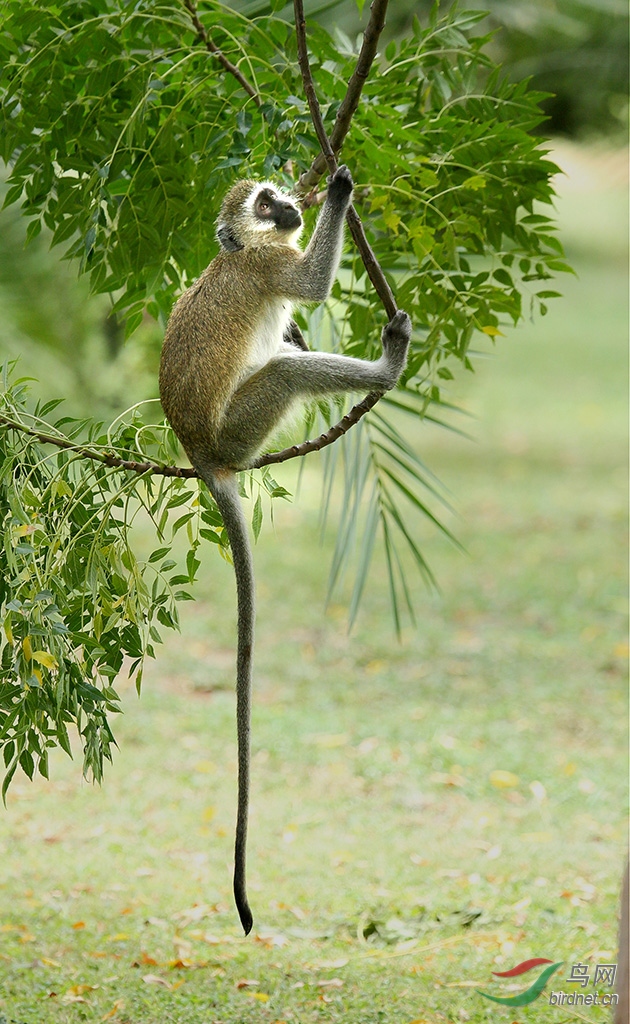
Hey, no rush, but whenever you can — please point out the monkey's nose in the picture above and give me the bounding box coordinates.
[275,203,302,231]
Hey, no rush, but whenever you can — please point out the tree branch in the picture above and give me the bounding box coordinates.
[0,414,198,479]
[252,392,383,469]
[296,0,390,194]
[182,0,262,108]
[293,0,395,318]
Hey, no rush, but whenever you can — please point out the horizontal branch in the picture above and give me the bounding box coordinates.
[0,414,198,479]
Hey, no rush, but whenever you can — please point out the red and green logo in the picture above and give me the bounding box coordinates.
[477,958,564,1006]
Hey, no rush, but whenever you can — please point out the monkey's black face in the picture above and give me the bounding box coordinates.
[254,188,302,233]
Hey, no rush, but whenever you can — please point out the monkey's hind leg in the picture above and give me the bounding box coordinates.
[216,312,411,469]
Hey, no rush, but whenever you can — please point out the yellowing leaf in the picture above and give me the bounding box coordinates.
[481,325,505,337]
[72,921,86,930]
[463,174,486,190]
[382,210,401,233]
[3,619,13,644]
[22,636,32,661]
[249,992,270,1002]
[101,1000,125,1021]
[32,650,58,669]
[489,770,519,789]
[14,524,35,538]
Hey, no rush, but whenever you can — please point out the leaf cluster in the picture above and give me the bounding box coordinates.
[0,372,204,792]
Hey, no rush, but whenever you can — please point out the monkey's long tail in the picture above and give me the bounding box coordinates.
[204,469,254,936]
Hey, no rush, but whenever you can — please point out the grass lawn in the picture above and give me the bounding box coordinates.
[0,142,627,1023]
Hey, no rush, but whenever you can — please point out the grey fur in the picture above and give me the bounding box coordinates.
[159,166,411,935]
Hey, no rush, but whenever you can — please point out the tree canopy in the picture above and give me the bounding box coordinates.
[0,0,568,792]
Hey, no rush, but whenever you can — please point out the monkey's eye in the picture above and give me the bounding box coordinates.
[259,202,269,211]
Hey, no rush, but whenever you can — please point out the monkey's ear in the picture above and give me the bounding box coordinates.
[217,225,243,252]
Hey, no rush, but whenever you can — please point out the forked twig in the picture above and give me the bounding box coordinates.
[183,0,262,107]
[296,0,389,194]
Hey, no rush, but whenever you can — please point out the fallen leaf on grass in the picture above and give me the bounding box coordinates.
[236,978,259,989]
[173,903,220,927]
[248,992,270,1002]
[131,952,158,967]
[142,973,171,987]
[169,958,199,969]
[71,921,86,930]
[188,930,229,945]
[255,931,289,948]
[173,935,193,958]
[62,983,99,1003]
[317,978,343,988]
[101,1000,125,1021]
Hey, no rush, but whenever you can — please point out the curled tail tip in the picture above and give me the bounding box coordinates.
[237,900,253,935]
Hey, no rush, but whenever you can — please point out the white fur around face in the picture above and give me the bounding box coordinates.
[245,183,304,248]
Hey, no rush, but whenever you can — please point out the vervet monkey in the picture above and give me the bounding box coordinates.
[159,165,411,934]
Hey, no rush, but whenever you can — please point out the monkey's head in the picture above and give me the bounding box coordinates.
[216,179,303,252]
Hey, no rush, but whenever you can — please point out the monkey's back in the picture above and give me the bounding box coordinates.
[159,247,299,468]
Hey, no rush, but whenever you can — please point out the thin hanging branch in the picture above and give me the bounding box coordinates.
[182,0,262,107]
[296,0,390,194]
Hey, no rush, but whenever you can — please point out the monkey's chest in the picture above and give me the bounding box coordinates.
[244,299,292,375]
